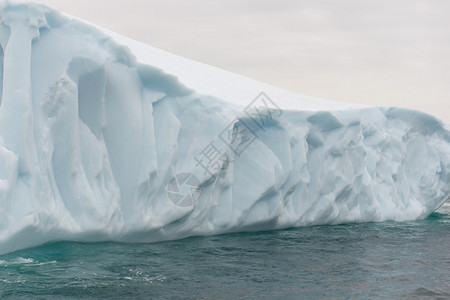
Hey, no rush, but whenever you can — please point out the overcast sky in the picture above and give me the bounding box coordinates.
[34,0,449,122]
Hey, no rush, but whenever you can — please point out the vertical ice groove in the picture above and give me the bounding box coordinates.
[0,5,46,174]
[0,44,3,107]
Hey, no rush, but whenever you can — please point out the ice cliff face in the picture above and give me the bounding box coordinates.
[0,3,449,254]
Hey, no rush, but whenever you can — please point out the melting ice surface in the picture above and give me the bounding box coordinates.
[0,2,449,255]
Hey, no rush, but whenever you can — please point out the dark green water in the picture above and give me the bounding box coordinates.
[1,203,449,299]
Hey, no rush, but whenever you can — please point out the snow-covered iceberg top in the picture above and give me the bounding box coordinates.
[0,2,449,255]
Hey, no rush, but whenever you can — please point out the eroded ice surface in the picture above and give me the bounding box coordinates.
[0,2,449,254]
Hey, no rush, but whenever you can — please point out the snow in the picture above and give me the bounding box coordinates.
[0,2,449,255]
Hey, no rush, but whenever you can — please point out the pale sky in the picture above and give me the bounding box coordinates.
[33,0,450,122]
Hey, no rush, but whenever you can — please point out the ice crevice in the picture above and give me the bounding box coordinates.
[0,3,449,254]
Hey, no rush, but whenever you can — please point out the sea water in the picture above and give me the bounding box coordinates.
[1,201,449,299]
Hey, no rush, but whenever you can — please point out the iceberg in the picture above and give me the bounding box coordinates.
[0,2,449,255]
